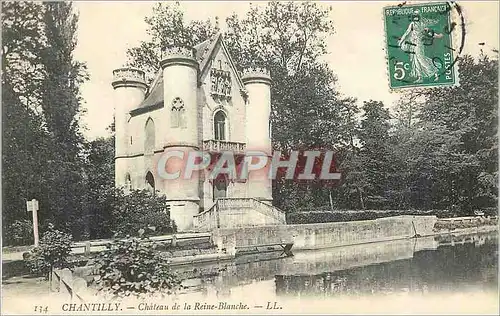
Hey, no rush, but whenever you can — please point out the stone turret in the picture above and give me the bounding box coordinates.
[160,46,200,231]
[242,67,273,202]
[111,67,147,186]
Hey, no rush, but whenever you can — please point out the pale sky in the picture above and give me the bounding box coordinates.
[73,1,499,140]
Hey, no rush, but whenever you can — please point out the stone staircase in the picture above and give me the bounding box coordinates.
[193,198,286,231]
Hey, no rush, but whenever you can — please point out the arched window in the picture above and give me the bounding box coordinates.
[213,177,228,201]
[145,171,155,193]
[214,110,227,140]
[125,173,132,191]
[144,118,155,154]
[171,97,186,128]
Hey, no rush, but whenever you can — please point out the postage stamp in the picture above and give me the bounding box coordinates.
[384,2,459,89]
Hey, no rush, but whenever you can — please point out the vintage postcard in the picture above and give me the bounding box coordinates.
[2,1,498,315]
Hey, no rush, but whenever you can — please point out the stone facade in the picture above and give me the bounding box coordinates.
[112,34,274,231]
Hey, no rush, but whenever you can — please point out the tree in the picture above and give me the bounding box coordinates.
[327,96,363,210]
[225,3,360,211]
[126,2,218,83]
[2,1,46,111]
[385,90,424,209]
[2,2,90,242]
[351,100,392,209]
[415,54,498,212]
[224,2,334,73]
[385,54,498,214]
[81,136,115,239]
[38,2,88,239]
[2,2,50,237]
[224,2,339,148]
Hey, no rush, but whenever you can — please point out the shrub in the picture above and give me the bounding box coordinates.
[286,209,463,224]
[482,207,498,217]
[92,230,181,299]
[23,224,73,279]
[105,188,176,237]
[4,219,33,246]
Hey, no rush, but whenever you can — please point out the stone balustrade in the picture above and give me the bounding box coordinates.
[193,203,220,231]
[202,139,246,153]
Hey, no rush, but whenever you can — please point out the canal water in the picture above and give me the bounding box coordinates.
[174,231,498,314]
[1,230,497,314]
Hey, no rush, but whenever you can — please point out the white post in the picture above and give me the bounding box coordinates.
[27,199,40,246]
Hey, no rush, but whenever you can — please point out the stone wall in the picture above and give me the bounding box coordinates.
[212,215,438,254]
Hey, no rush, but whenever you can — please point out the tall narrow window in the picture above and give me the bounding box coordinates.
[171,97,186,128]
[214,111,226,140]
[144,118,155,154]
[145,171,155,193]
[125,173,132,191]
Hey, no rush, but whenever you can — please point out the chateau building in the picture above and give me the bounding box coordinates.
[112,34,285,231]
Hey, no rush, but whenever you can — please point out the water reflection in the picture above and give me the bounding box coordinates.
[275,241,498,297]
[176,231,498,299]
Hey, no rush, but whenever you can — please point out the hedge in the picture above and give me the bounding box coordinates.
[286,208,498,224]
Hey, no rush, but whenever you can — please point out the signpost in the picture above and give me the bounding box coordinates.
[26,199,39,246]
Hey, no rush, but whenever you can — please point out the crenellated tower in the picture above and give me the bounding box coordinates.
[111,67,147,187]
[160,46,200,231]
[242,67,273,202]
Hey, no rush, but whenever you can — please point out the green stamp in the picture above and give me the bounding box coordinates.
[384,2,460,89]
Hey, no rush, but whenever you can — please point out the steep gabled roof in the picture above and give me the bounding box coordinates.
[131,33,245,116]
[194,38,212,61]
[197,33,245,91]
[130,72,164,115]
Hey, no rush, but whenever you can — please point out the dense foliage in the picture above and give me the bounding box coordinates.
[2,1,91,242]
[107,188,177,237]
[93,233,181,299]
[126,2,218,83]
[126,2,498,216]
[23,224,73,278]
[4,220,33,246]
[334,55,498,214]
